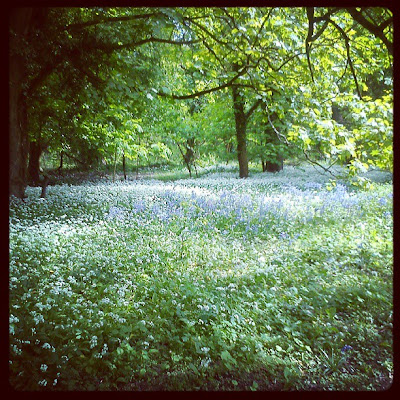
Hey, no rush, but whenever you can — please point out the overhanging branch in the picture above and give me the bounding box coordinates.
[304,8,364,100]
[102,36,202,52]
[156,65,248,100]
[303,150,339,177]
[305,7,315,83]
[245,98,262,120]
[326,18,363,99]
[65,12,161,31]
[346,8,393,55]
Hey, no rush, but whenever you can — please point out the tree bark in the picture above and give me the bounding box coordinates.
[177,141,193,178]
[27,141,42,186]
[58,151,64,171]
[263,112,284,173]
[122,152,127,180]
[40,175,50,198]
[113,148,117,182]
[261,160,267,172]
[231,83,248,178]
[9,8,34,198]
[266,156,283,172]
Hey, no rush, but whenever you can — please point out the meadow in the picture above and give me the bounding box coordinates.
[9,165,393,390]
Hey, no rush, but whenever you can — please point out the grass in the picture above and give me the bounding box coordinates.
[9,164,393,390]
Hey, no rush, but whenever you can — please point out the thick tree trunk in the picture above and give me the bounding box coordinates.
[28,141,42,185]
[231,83,248,178]
[9,9,34,198]
[266,156,284,172]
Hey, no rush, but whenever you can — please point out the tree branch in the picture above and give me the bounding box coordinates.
[183,16,235,49]
[265,104,290,146]
[305,9,364,100]
[251,9,272,49]
[202,40,227,72]
[65,12,161,31]
[156,65,249,100]
[303,150,339,177]
[26,33,199,98]
[63,152,86,166]
[67,51,105,88]
[245,98,262,120]
[305,7,315,83]
[379,16,393,32]
[326,18,363,99]
[101,36,201,52]
[26,55,64,97]
[313,8,340,23]
[345,8,393,55]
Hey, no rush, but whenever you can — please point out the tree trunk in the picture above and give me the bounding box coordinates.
[186,162,192,178]
[231,83,248,178]
[40,175,50,198]
[28,141,42,185]
[177,140,195,178]
[225,142,233,164]
[58,151,64,171]
[182,145,192,177]
[263,119,284,173]
[266,156,284,172]
[113,148,117,182]
[185,138,195,177]
[9,8,34,198]
[122,152,127,180]
[261,160,267,172]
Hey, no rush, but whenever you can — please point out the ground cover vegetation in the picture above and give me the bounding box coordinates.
[9,6,393,391]
[9,165,393,390]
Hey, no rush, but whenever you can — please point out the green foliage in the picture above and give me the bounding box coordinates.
[10,7,394,388]
[9,165,392,390]
[20,7,392,180]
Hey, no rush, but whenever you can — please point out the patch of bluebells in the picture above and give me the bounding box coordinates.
[103,181,374,240]
[107,206,127,221]
[341,345,353,353]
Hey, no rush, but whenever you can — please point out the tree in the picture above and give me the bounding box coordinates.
[231,64,262,177]
[10,7,392,195]
[155,8,273,177]
[9,8,36,198]
[154,7,392,178]
[9,7,201,198]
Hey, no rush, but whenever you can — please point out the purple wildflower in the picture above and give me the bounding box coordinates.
[341,345,353,353]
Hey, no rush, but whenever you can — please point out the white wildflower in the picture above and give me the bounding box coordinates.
[89,335,98,349]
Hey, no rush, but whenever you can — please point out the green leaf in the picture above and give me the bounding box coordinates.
[283,367,292,381]
[221,350,231,361]
[189,363,198,373]
[325,307,336,319]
